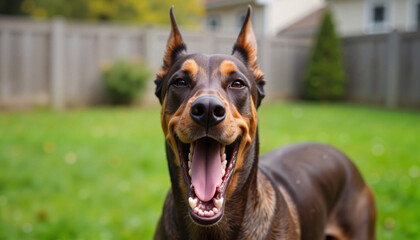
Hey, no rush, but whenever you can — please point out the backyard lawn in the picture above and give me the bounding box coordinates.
[0,102,419,239]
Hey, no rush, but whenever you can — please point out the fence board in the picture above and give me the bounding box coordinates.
[400,33,420,107]
[341,32,420,108]
[32,33,50,105]
[0,30,11,105]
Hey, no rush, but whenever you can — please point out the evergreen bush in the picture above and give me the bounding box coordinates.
[304,9,346,101]
[102,59,151,105]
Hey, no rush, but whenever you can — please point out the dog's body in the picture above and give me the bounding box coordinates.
[154,7,376,240]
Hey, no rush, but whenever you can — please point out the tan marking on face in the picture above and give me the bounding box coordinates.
[161,92,200,208]
[161,94,189,202]
[172,91,236,146]
[173,92,205,143]
[219,60,237,76]
[161,94,185,167]
[181,59,199,76]
[225,97,258,200]
[162,90,258,205]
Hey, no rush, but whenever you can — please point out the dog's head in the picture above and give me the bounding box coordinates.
[155,6,265,225]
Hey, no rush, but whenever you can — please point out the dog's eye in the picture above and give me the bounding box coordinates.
[230,80,245,89]
[173,78,188,87]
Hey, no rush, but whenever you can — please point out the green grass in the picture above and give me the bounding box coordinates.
[0,102,419,239]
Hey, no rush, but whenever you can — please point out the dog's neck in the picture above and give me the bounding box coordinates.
[162,133,281,239]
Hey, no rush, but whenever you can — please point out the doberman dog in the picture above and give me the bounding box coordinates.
[154,6,376,240]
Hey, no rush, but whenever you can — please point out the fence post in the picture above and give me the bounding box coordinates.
[50,17,66,109]
[0,30,11,105]
[385,30,400,108]
[22,31,33,98]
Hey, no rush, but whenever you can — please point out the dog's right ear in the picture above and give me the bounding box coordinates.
[155,6,187,104]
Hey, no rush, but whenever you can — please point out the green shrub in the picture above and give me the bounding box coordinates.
[102,59,151,104]
[304,9,346,101]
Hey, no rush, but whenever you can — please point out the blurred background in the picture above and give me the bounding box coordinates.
[0,0,419,239]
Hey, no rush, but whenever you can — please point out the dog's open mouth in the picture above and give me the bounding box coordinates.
[176,135,241,225]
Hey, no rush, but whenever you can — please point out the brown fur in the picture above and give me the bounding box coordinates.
[154,6,376,240]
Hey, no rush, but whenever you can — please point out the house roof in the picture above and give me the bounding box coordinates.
[282,7,325,32]
[280,7,325,36]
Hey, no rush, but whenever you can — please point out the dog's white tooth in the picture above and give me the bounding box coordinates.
[209,210,214,216]
[222,160,227,169]
[188,153,191,161]
[222,153,226,161]
[190,143,194,155]
[220,146,225,155]
[198,209,204,216]
[189,169,192,177]
[213,198,224,209]
[189,197,197,209]
[188,160,191,169]
[194,207,199,213]
[213,207,219,214]
[204,211,211,217]
[221,168,225,176]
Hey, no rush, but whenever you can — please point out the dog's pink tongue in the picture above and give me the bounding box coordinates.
[191,138,222,202]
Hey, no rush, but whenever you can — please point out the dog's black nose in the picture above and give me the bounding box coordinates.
[190,96,226,128]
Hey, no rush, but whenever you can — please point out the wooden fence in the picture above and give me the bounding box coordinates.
[0,17,311,109]
[342,31,420,108]
[0,17,419,109]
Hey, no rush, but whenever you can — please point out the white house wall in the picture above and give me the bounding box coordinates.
[330,0,416,36]
[329,0,366,36]
[266,0,325,36]
[394,0,407,30]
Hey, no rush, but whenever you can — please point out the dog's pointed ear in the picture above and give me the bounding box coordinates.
[155,6,187,104]
[232,6,265,107]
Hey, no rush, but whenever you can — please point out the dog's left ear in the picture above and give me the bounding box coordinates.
[155,6,187,104]
[232,6,265,107]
